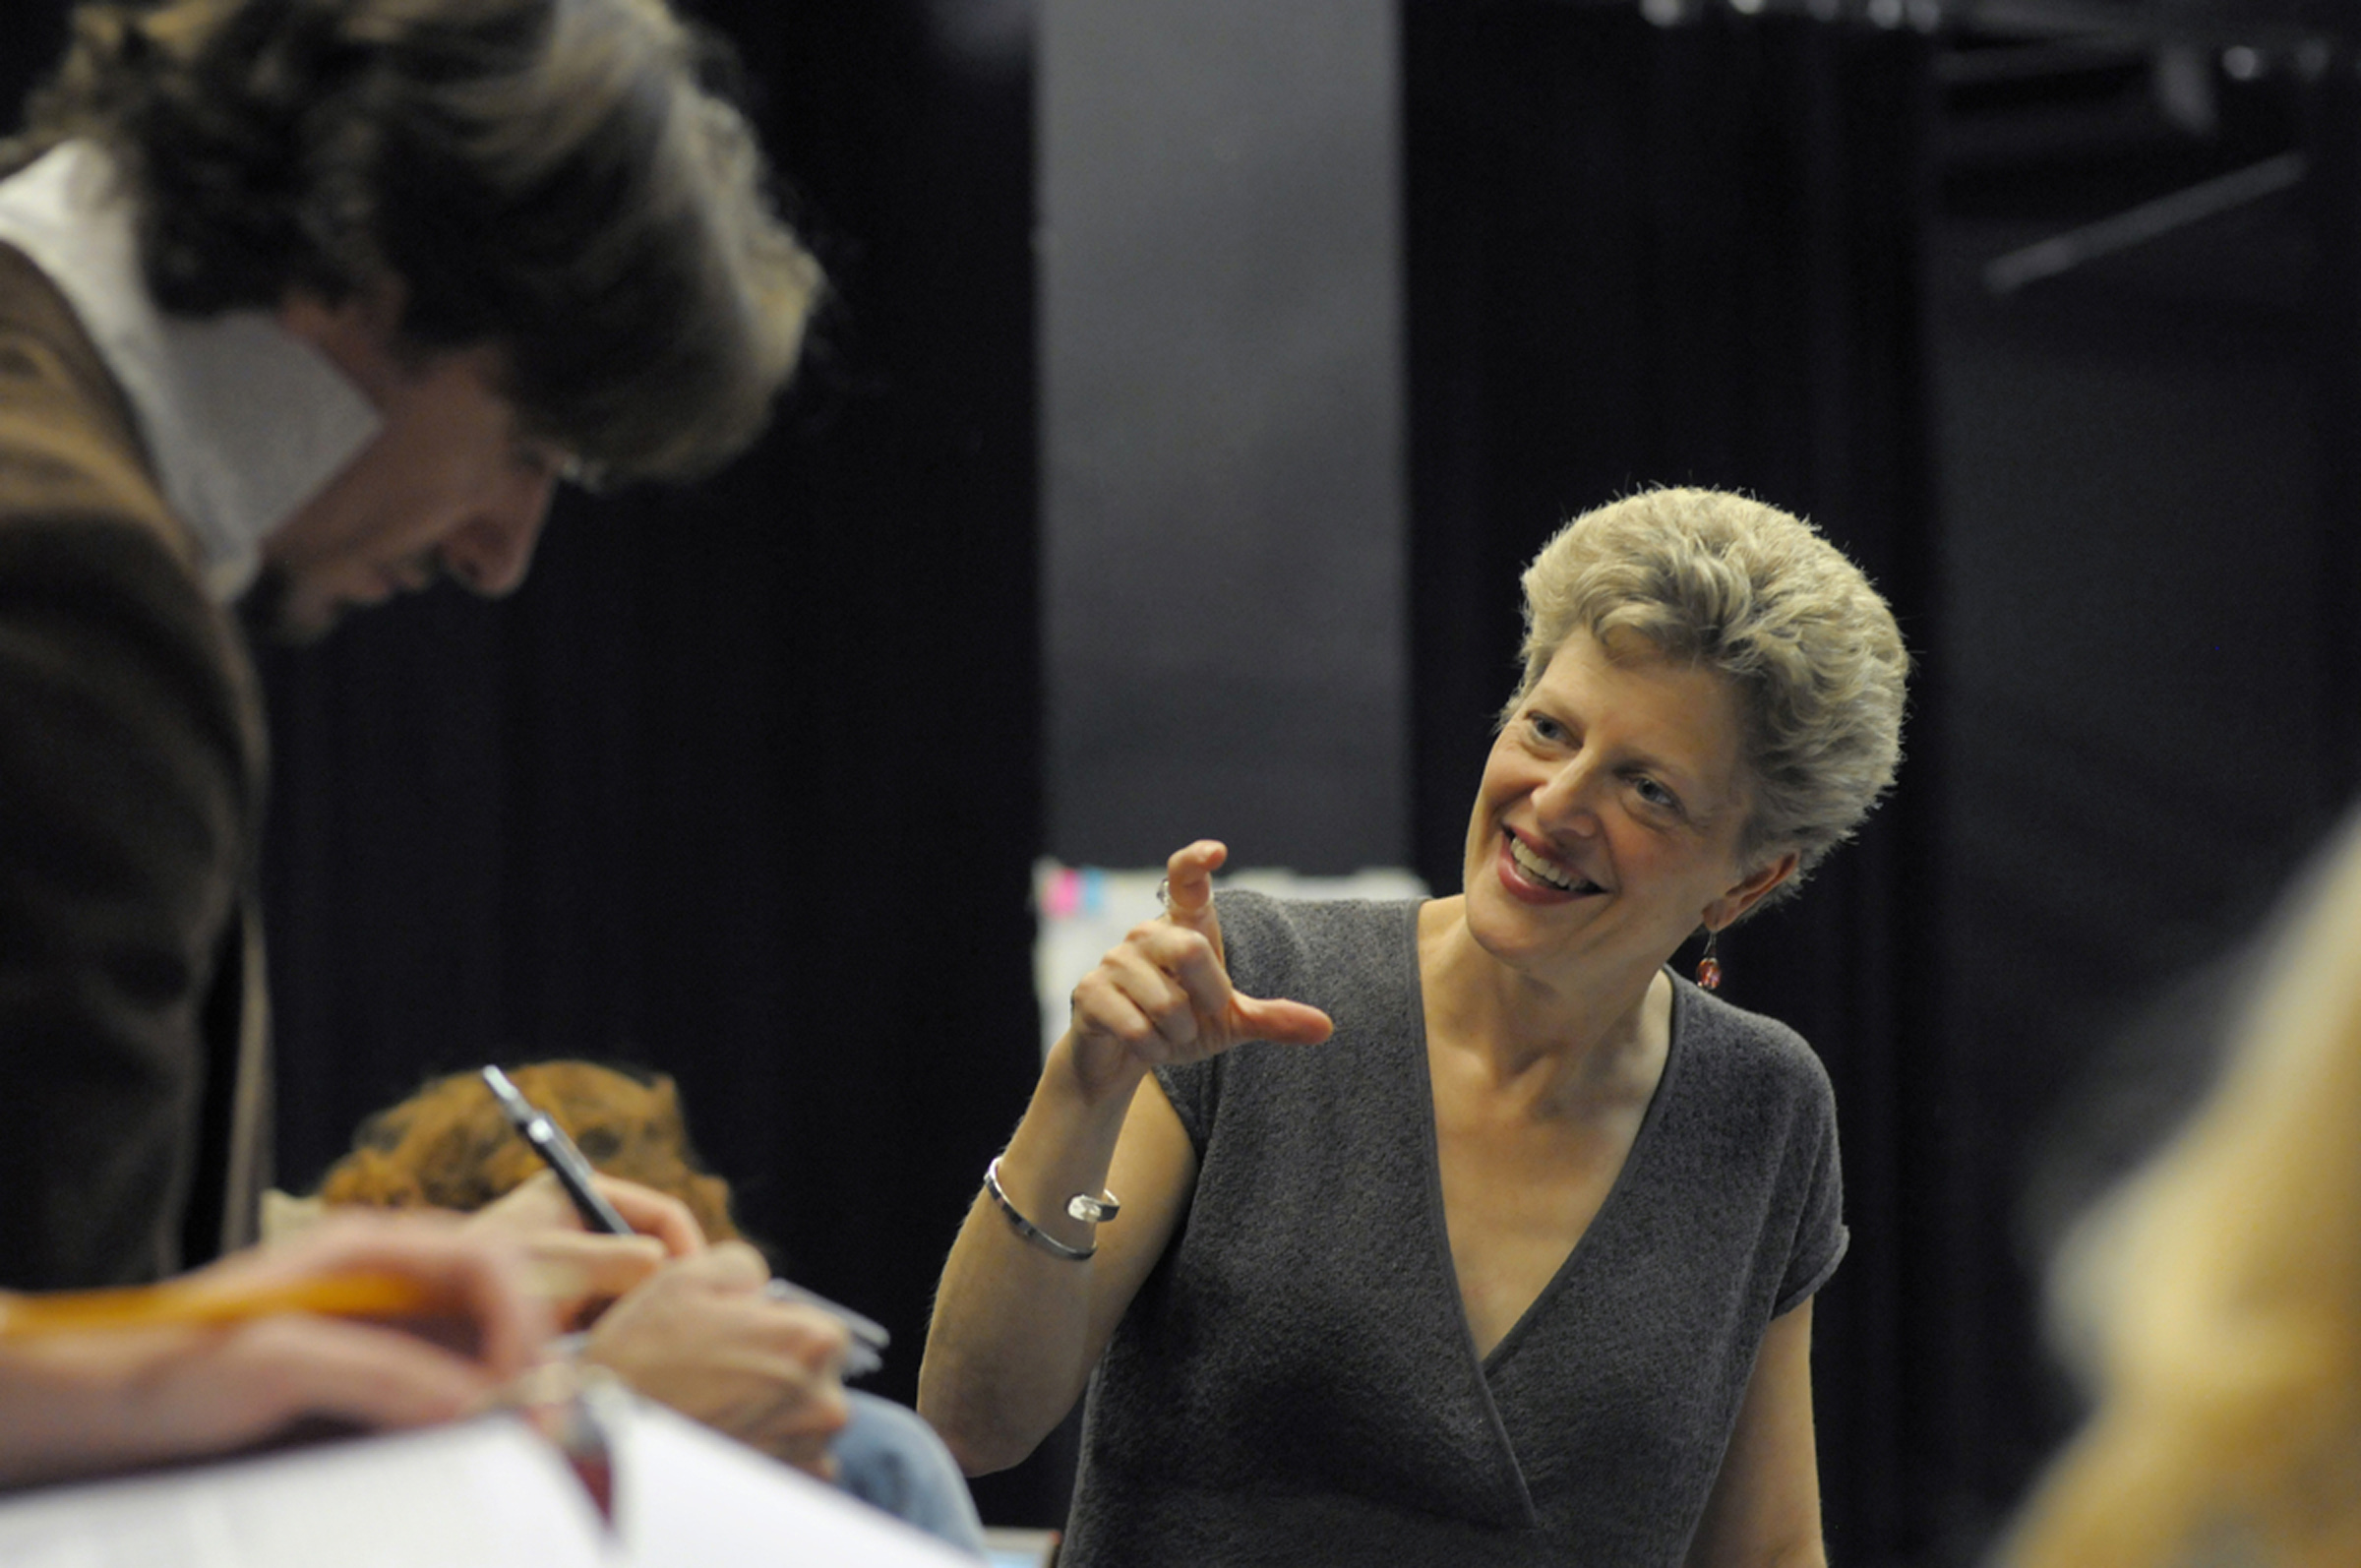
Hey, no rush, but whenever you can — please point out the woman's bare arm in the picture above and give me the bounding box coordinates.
[918,1051,1197,1474]
[1684,1298,1826,1568]
[918,840,1330,1475]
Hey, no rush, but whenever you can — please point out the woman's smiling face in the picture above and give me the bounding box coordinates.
[1461,627,1793,983]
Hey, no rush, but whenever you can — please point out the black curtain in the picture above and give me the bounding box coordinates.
[0,15,67,116]
[1406,4,1940,1560]
[246,0,1046,1498]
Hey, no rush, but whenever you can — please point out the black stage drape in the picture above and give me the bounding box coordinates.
[1405,4,1941,1559]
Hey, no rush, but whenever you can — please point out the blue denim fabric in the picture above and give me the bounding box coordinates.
[834,1389,987,1558]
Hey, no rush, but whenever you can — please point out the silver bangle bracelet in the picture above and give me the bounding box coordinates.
[984,1156,1118,1262]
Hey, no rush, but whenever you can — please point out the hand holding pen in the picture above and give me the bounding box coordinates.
[479,1067,888,1377]
[460,1166,859,1481]
[0,1214,547,1488]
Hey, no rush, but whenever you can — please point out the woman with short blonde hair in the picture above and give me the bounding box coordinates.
[1514,487,1907,893]
[926,486,1908,1564]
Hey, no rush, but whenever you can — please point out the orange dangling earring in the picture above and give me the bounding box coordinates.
[1696,929,1723,992]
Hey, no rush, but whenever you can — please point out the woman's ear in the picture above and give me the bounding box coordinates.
[1707,850,1800,931]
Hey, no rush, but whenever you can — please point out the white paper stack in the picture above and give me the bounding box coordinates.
[0,1394,973,1568]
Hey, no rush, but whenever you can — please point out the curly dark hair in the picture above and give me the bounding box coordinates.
[5,0,821,481]
[317,1058,744,1243]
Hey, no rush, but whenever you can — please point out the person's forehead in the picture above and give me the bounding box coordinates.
[1540,632,1745,779]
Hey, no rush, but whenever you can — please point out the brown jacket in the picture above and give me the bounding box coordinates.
[0,240,272,1289]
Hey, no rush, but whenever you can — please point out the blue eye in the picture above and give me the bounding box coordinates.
[1633,776,1680,812]
[1529,713,1566,743]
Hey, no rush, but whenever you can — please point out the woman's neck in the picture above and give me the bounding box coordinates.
[1418,895,1672,1114]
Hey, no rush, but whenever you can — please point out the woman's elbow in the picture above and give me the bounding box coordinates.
[940,1424,1033,1478]
[915,1375,1037,1478]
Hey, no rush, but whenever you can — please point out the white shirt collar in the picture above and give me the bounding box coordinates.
[0,141,381,602]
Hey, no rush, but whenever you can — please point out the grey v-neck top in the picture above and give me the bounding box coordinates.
[1061,893,1846,1567]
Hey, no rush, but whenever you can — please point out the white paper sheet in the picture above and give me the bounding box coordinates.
[606,1394,974,1567]
[0,1415,610,1568]
[0,1394,975,1567]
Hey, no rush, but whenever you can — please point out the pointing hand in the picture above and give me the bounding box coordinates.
[1066,840,1333,1093]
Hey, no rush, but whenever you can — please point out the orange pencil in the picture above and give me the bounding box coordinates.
[0,1270,445,1338]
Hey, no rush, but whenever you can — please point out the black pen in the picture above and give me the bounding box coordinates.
[479,1065,887,1376]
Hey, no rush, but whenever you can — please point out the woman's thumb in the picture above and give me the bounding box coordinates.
[1231,995,1334,1046]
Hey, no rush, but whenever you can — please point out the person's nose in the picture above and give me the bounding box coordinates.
[1531,751,1606,838]
[440,468,556,597]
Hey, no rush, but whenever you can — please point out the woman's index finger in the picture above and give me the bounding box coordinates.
[1159,840,1228,933]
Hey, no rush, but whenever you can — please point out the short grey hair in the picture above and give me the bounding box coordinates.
[1510,487,1908,905]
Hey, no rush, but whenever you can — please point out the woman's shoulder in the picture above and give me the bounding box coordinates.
[1210,890,1421,988]
[1212,887,1421,937]
[1666,975,1836,1109]
[1655,981,1843,1213]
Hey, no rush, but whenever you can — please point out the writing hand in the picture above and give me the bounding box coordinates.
[465,1170,704,1324]
[0,1213,548,1487]
[582,1242,852,1481]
